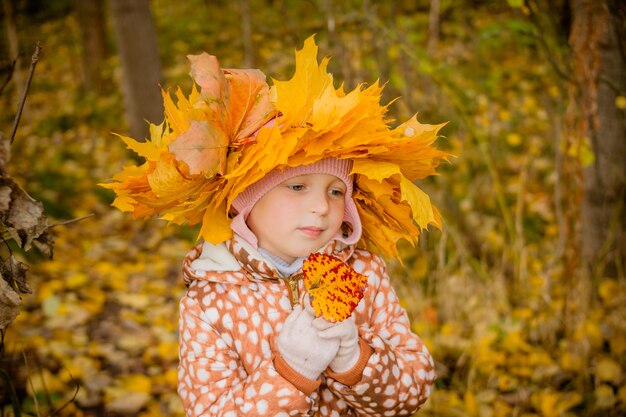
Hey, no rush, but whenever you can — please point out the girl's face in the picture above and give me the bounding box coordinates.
[247,173,347,263]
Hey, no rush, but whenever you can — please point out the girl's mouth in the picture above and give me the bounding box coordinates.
[299,226,324,237]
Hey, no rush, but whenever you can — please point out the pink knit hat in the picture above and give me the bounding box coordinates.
[231,158,362,248]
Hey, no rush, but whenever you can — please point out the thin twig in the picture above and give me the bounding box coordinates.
[9,41,41,144]
[526,1,572,83]
[48,213,95,228]
[47,368,80,417]
[1,235,14,256]
[22,350,42,416]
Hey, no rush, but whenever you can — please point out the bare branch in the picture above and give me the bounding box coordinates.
[48,213,95,228]
[22,350,42,416]
[48,367,80,417]
[9,42,42,144]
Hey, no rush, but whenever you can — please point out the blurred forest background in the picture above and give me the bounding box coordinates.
[1,0,625,416]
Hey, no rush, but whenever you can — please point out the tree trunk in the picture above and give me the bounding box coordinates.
[109,0,163,140]
[570,0,626,277]
[75,0,108,92]
[427,0,440,56]
[238,0,254,67]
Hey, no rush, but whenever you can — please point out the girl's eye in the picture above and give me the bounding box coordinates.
[329,188,345,197]
[287,184,305,191]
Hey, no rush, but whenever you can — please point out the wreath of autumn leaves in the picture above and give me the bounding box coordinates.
[102,36,450,260]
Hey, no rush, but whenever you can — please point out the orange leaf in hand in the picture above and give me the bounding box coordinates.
[302,253,368,323]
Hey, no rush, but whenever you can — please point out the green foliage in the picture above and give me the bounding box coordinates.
[2,0,625,416]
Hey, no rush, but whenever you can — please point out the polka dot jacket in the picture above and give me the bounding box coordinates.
[178,235,436,416]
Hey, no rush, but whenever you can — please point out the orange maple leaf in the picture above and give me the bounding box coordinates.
[302,253,368,323]
[225,69,276,146]
[167,53,276,177]
[168,120,228,177]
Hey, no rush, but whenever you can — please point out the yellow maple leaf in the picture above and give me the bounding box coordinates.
[198,201,233,244]
[271,36,333,126]
[110,195,136,212]
[303,253,368,322]
[118,134,161,162]
[146,156,205,204]
[162,87,190,138]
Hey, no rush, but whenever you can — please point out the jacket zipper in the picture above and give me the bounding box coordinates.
[241,268,302,307]
[285,273,302,306]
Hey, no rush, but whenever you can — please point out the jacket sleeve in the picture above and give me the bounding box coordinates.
[324,253,436,416]
[178,282,314,416]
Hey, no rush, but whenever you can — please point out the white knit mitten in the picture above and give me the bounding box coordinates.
[301,297,361,374]
[313,315,360,373]
[277,304,340,380]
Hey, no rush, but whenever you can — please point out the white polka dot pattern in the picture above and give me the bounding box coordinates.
[178,238,436,416]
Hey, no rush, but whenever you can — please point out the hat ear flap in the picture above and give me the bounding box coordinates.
[335,196,362,246]
[230,207,259,247]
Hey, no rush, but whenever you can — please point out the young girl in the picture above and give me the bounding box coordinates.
[105,36,449,416]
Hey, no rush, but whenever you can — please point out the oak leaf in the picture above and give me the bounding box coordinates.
[0,176,51,252]
[0,255,30,294]
[302,253,368,322]
[0,277,20,330]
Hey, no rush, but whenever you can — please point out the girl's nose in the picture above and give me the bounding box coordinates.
[309,190,329,214]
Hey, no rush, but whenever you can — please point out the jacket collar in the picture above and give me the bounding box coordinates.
[183,234,355,286]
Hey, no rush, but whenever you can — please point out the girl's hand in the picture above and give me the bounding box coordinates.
[305,299,361,373]
[277,304,339,380]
